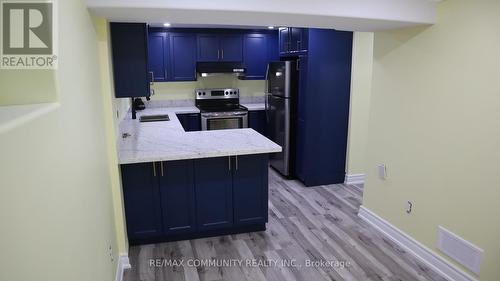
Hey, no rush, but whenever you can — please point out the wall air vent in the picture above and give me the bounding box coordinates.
[437,226,483,275]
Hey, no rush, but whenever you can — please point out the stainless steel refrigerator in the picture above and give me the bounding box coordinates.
[265,60,298,177]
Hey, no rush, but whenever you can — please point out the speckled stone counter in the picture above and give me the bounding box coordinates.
[117,106,281,164]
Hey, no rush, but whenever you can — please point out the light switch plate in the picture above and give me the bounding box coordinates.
[377,164,387,180]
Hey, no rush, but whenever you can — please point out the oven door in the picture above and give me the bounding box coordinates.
[201,112,248,131]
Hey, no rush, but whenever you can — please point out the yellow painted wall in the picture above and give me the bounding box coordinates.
[362,1,500,280]
[93,17,129,255]
[0,70,57,106]
[0,1,119,281]
[152,76,265,100]
[346,32,374,176]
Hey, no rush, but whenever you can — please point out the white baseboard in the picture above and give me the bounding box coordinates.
[345,173,365,185]
[358,206,476,281]
[115,254,131,281]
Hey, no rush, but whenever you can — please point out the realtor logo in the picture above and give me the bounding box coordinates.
[1,0,57,69]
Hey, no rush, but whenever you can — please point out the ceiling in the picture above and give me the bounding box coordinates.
[86,0,441,32]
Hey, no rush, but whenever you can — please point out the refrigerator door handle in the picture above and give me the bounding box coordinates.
[265,93,269,123]
[265,63,270,122]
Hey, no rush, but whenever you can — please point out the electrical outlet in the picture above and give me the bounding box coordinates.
[406,201,413,214]
[377,164,387,180]
[108,245,114,263]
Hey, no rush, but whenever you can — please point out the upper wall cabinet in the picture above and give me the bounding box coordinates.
[279,27,308,56]
[242,32,279,80]
[110,23,151,98]
[197,33,243,62]
[145,28,279,82]
[148,32,169,82]
[148,30,197,82]
[242,34,268,80]
[169,33,197,81]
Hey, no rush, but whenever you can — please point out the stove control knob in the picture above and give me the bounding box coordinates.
[203,92,206,95]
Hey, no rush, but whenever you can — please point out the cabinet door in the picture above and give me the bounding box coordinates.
[110,23,150,98]
[121,162,162,240]
[233,154,269,226]
[289,27,302,52]
[169,33,197,81]
[177,113,201,132]
[268,31,279,61]
[194,157,233,231]
[148,32,169,82]
[220,35,243,62]
[248,110,266,136]
[197,34,220,62]
[159,160,196,234]
[279,28,290,55]
[243,34,268,79]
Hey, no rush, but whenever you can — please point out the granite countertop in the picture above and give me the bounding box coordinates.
[118,106,281,164]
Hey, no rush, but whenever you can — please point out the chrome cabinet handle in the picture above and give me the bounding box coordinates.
[221,49,224,60]
[160,162,164,177]
[217,49,220,60]
[228,156,231,171]
[235,156,238,171]
[149,71,154,85]
[152,162,156,177]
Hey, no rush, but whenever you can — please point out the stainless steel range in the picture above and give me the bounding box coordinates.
[195,88,248,131]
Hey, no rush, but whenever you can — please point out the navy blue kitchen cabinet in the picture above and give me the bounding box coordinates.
[194,157,234,231]
[122,154,269,244]
[110,23,151,98]
[220,35,243,61]
[197,34,220,62]
[148,30,197,82]
[176,113,201,132]
[121,162,162,240]
[148,32,169,82]
[159,160,196,234]
[248,110,266,135]
[197,33,243,62]
[269,31,280,61]
[278,28,289,55]
[242,34,269,80]
[169,33,197,81]
[279,27,308,56]
[294,29,353,186]
[233,154,269,226]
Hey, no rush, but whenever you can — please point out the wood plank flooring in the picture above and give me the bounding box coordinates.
[124,169,448,281]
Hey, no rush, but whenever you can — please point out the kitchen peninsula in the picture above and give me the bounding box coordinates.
[117,105,281,244]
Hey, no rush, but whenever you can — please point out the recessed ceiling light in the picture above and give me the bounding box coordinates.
[268,26,275,29]
[163,23,171,27]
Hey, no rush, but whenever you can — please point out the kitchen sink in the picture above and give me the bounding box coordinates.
[139,114,170,122]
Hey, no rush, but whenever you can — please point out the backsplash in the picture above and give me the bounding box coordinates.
[144,96,265,108]
[151,75,265,100]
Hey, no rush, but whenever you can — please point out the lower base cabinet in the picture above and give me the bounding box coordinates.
[233,154,269,225]
[121,162,163,240]
[194,157,234,231]
[121,154,269,244]
[176,113,201,132]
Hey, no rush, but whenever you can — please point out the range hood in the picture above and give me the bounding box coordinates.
[196,62,246,77]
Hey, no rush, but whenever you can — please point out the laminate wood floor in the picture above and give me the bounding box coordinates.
[124,168,447,281]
